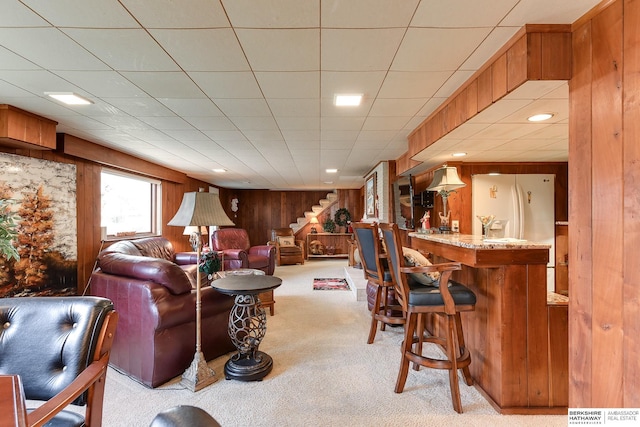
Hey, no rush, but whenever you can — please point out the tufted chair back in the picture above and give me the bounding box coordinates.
[0,296,117,426]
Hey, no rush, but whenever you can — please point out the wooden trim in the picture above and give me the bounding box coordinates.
[58,133,188,184]
[401,25,572,175]
[0,105,57,150]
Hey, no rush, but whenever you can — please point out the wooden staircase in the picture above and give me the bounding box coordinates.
[290,191,338,234]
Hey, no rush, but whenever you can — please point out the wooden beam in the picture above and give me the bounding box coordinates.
[0,105,57,150]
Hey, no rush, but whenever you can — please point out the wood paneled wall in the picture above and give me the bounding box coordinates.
[569,0,639,408]
[217,188,363,247]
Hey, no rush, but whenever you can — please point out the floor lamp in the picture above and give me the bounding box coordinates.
[426,165,466,233]
[168,191,234,391]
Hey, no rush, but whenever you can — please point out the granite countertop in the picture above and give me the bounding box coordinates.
[408,232,552,250]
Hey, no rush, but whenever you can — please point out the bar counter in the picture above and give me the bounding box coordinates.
[409,232,568,414]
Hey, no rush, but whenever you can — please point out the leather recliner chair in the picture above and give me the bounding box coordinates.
[211,228,276,275]
[89,237,235,388]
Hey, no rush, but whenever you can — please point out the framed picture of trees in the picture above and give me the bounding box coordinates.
[0,153,77,297]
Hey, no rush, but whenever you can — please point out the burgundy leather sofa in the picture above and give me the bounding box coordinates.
[211,228,276,275]
[89,237,235,388]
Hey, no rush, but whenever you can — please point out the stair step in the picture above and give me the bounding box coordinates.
[291,191,338,236]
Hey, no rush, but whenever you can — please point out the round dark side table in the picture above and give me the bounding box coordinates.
[211,273,282,381]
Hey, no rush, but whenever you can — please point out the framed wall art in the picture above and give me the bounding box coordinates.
[365,172,377,218]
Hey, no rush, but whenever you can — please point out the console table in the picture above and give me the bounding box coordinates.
[211,274,282,381]
[409,233,567,414]
[306,233,353,259]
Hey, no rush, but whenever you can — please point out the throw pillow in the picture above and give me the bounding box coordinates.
[277,236,295,246]
[402,247,440,285]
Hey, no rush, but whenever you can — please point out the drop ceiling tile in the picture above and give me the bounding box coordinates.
[267,99,319,117]
[151,29,250,72]
[320,130,359,141]
[472,123,549,140]
[503,99,568,123]
[320,71,386,99]
[137,116,192,130]
[157,98,224,117]
[62,29,178,72]
[53,71,147,98]
[242,130,283,142]
[276,117,319,131]
[322,0,418,28]
[189,72,261,98]
[322,29,405,71]
[320,117,366,131]
[356,130,398,143]
[119,0,230,28]
[467,99,534,124]
[255,72,319,99]
[434,70,475,98]
[223,0,318,27]
[0,47,42,70]
[0,29,108,71]
[392,27,492,71]
[501,0,602,26]
[162,129,210,141]
[121,72,205,98]
[214,99,272,117]
[236,29,319,71]
[0,2,50,26]
[378,71,452,99]
[412,0,518,27]
[369,98,427,117]
[503,80,567,100]
[105,97,175,117]
[461,27,521,70]
[0,82,33,98]
[362,116,411,131]
[184,116,237,131]
[22,0,137,27]
[203,130,249,142]
[282,130,320,141]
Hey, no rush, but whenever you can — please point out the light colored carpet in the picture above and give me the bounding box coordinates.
[100,260,567,426]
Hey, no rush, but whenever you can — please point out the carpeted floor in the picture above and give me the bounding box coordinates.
[313,277,350,290]
[92,260,567,426]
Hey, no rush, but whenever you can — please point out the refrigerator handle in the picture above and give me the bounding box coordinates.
[516,183,525,239]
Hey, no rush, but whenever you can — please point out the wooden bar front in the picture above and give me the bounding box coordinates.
[410,233,567,414]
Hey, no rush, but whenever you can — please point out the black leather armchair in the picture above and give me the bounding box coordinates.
[0,296,118,427]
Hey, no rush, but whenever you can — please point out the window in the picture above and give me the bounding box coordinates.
[101,169,161,238]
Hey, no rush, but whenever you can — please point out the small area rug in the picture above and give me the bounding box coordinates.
[313,277,350,290]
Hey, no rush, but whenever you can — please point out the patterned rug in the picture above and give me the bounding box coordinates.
[313,278,350,291]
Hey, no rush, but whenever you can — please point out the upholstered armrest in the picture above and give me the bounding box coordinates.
[220,248,247,260]
[98,253,192,295]
[154,287,232,330]
[174,252,198,265]
[248,245,275,258]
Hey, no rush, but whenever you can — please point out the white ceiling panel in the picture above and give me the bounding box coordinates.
[0,1,593,190]
[236,29,319,72]
[152,29,250,72]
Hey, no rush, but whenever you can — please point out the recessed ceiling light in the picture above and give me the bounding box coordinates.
[212,168,226,173]
[527,113,554,122]
[45,92,93,105]
[452,152,467,157]
[326,168,338,173]
[334,94,362,107]
[324,181,334,184]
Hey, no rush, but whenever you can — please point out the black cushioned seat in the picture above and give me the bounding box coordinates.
[380,223,476,414]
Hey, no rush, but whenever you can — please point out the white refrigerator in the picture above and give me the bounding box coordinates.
[471,174,556,292]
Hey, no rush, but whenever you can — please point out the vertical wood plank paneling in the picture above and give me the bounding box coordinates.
[622,0,640,406]
[548,305,569,407]
[465,80,479,118]
[527,265,550,406]
[477,68,493,111]
[527,33,543,80]
[590,0,624,407]
[491,54,508,102]
[502,265,529,406]
[507,35,528,91]
[569,19,593,408]
[541,32,572,79]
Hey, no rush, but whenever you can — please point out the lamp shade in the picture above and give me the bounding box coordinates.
[168,192,235,227]
[426,166,466,192]
[183,226,208,235]
[309,217,319,224]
